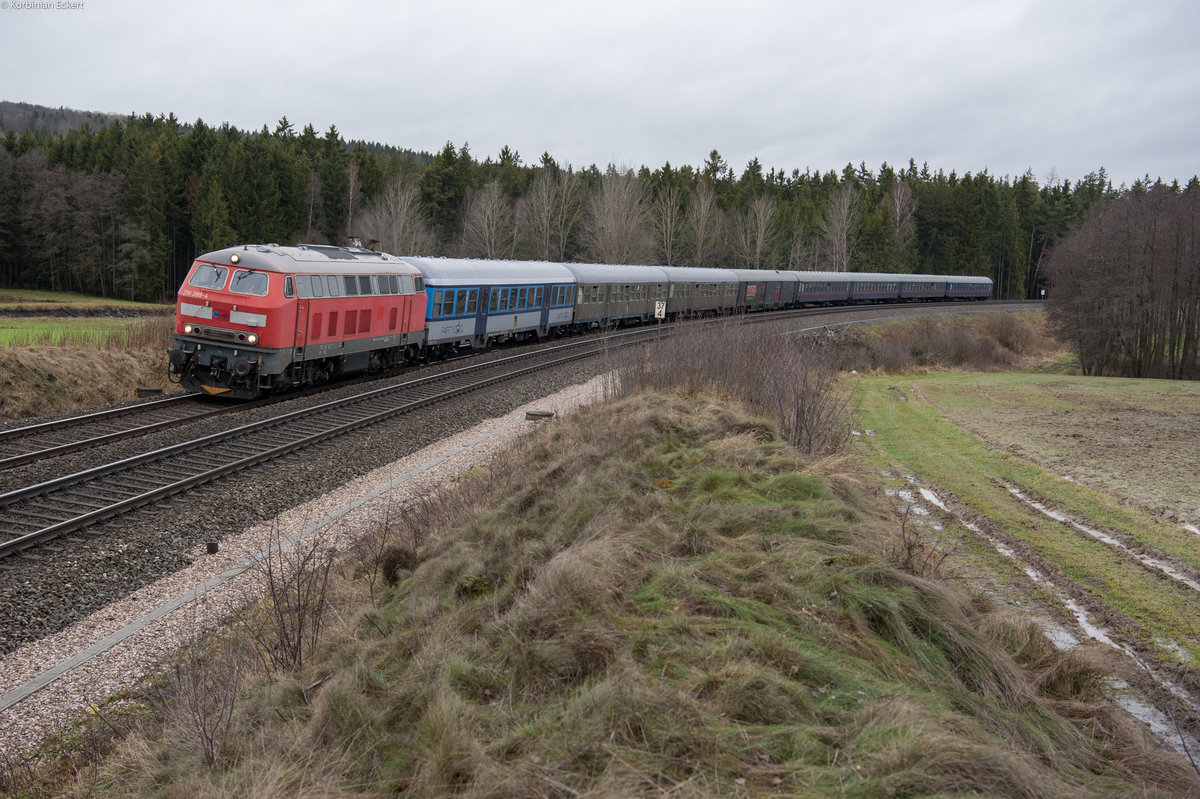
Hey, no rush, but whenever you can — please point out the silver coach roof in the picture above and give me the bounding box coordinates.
[658,265,741,283]
[401,257,576,287]
[196,244,420,275]
[729,269,799,282]
[560,262,670,283]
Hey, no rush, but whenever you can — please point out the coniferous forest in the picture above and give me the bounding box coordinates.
[0,109,1194,305]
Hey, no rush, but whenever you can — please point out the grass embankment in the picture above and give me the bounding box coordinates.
[19,313,1198,798]
[0,291,175,420]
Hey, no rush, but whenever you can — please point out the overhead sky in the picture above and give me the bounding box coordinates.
[1,0,1196,188]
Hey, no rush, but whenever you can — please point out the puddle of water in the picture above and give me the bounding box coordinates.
[897,477,1200,753]
[1008,487,1200,593]
[1183,523,1200,538]
[1109,680,1198,757]
[1155,637,1195,664]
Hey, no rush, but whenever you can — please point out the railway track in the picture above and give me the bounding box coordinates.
[0,329,644,560]
[0,301,1036,562]
[0,394,226,471]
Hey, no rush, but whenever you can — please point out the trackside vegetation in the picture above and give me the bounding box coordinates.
[9,313,1198,797]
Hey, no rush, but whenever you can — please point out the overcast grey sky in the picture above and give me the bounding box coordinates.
[1,0,1196,187]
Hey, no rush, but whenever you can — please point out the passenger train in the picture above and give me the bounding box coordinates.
[167,243,993,399]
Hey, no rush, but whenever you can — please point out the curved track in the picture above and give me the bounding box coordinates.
[0,329,643,559]
[0,301,1036,561]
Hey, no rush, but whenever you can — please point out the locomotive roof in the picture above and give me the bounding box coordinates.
[560,262,670,283]
[196,244,421,275]
[400,257,576,285]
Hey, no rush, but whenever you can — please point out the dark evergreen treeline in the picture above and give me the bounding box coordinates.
[0,111,1183,303]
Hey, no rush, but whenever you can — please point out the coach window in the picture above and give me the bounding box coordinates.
[489,289,500,313]
[455,290,467,316]
[467,289,478,314]
[189,263,229,289]
[534,287,543,307]
[432,290,444,317]
[230,270,268,296]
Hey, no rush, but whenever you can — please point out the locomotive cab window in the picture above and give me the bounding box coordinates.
[284,276,294,298]
[230,270,268,296]
[189,264,229,289]
[343,276,359,296]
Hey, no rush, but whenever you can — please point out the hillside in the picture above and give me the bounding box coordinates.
[0,100,121,137]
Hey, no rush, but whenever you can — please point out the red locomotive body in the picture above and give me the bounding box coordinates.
[168,243,426,398]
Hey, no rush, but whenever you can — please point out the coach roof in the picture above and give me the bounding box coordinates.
[560,262,670,283]
[402,257,576,286]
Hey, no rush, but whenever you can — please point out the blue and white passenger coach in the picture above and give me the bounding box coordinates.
[402,257,576,353]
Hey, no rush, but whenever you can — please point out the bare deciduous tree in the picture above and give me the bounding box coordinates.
[821,183,860,272]
[887,179,917,254]
[582,167,654,265]
[356,175,437,255]
[652,183,685,265]
[1047,185,1200,379]
[519,168,583,261]
[686,180,722,267]
[461,180,517,259]
[733,194,778,269]
[786,212,822,271]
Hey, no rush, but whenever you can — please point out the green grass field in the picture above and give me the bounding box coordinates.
[0,288,172,314]
[854,371,1200,666]
[0,315,171,347]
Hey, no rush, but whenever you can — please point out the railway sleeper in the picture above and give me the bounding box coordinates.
[27,497,108,512]
[3,508,71,525]
[98,477,166,492]
[0,514,41,531]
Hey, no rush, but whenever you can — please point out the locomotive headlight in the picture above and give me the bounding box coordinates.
[247,333,258,345]
[184,324,194,335]
[230,253,240,264]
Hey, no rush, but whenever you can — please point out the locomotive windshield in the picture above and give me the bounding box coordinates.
[230,269,269,296]
[188,264,229,289]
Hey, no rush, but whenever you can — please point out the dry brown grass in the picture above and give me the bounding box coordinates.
[21,382,1200,798]
[0,318,175,421]
[839,311,1061,374]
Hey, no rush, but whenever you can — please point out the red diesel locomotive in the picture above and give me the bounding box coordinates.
[168,243,427,398]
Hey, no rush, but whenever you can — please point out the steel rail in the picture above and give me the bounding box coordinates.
[0,331,644,559]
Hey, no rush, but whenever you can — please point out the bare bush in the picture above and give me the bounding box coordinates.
[146,634,251,769]
[890,506,954,578]
[617,319,851,454]
[234,523,337,672]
